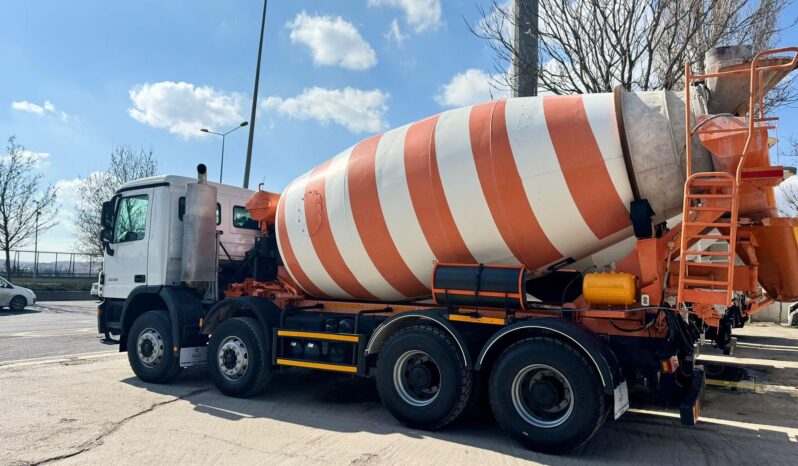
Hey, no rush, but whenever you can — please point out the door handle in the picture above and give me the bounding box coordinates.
[134,275,146,283]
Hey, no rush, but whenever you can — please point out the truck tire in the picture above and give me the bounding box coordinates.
[207,317,271,398]
[489,337,606,454]
[9,296,26,312]
[376,324,472,430]
[127,311,182,383]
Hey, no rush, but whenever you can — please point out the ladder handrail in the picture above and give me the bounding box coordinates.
[736,47,798,187]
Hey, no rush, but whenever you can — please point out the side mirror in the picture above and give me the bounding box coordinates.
[100,228,114,256]
[101,200,116,229]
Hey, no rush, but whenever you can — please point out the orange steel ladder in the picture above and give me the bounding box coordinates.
[677,47,798,309]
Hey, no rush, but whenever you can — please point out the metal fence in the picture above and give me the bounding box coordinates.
[0,249,102,279]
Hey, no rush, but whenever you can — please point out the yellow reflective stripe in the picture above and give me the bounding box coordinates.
[276,358,358,373]
[447,314,506,325]
[276,330,359,342]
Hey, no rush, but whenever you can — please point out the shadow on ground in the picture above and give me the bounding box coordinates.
[0,308,41,316]
[121,358,798,465]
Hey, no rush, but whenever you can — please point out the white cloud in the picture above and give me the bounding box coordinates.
[1,149,52,168]
[55,176,85,208]
[11,100,69,121]
[386,18,406,44]
[436,69,496,107]
[21,150,51,168]
[369,0,442,33]
[287,12,377,70]
[128,81,245,139]
[264,87,390,133]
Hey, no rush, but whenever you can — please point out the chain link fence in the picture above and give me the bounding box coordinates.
[0,249,102,279]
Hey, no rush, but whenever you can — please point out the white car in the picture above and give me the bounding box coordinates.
[0,276,36,312]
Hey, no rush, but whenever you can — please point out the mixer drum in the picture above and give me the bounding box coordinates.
[275,94,648,301]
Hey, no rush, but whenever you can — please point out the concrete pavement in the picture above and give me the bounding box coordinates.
[0,301,110,363]
[1,302,797,465]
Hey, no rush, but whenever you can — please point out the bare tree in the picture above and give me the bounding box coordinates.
[73,146,158,255]
[472,0,794,96]
[0,136,58,279]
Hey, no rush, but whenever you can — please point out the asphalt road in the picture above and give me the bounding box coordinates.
[0,300,112,364]
[1,302,797,465]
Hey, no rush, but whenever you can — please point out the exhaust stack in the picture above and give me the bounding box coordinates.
[181,164,217,288]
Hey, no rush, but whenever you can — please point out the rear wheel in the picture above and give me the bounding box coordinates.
[127,311,182,383]
[207,317,271,398]
[9,296,26,312]
[489,337,606,454]
[376,324,472,430]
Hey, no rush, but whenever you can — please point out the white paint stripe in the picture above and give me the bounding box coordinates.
[325,146,400,300]
[275,188,304,293]
[435,106,518,265]
[505,97,598,260]
[582,93,635,210]
[283,174,349,298]
[375,124,437,288]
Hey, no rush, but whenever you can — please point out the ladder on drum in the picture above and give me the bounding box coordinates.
[676,48,798,309]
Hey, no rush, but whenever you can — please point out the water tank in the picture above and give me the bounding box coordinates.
[276,92,713,301]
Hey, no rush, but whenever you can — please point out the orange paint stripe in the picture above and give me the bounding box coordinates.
[348,134,429,297]
[404,115,475,263]
[469,100,561,269]
[543,95,631,239]
[276,190,327,298]
[304,161,377,300]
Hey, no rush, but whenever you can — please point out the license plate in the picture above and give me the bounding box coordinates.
[613,381,630,419]
[179,346,207,368]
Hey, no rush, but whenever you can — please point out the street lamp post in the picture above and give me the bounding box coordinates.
[200,121,249,183]
[33,203,40,284]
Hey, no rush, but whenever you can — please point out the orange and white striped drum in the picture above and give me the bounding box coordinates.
[276,94,638,301]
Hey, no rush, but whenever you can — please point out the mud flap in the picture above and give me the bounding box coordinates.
[679,366,705,426]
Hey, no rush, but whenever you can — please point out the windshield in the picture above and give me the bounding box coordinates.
[0,277,11,287]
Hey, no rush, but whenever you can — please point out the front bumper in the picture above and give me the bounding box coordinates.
[679,366,706,426]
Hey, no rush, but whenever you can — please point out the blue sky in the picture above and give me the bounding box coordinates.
[2,0,798,252]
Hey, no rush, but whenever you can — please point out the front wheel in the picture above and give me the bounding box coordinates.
[9,296,26,312]
[207,317,271,398]
[489,337,606,454]
[376,324,472,430]
[127,311,182,383]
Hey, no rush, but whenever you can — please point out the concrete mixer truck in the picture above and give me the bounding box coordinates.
[96,46,798,453]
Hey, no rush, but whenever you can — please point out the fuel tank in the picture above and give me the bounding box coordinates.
[276,92,713,301]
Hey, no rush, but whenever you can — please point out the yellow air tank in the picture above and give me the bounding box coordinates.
[582,272,637,306]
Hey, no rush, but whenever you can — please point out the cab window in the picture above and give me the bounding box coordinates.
[113,195,149,243]
[233,206,259,230]
[178,197,221,225]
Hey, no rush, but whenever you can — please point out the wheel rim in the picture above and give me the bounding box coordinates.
[393,350,441,407]
[11,297,24,311]
[511,364,574,429]
[137,328,164,368]
[218,336,249,381]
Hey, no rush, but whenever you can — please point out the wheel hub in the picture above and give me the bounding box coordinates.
[512,364,574,428]
[393,350,441,407]
[137,328,164,368]
[217,336,249,381]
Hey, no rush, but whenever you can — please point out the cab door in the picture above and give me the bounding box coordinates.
[103,188,153,299]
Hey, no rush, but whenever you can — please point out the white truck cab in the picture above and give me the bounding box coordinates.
[98,169,261,372]
[101,174,258,300]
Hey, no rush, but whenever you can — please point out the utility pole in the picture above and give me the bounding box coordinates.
[513,0,538,97]
[243,0,268,189]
